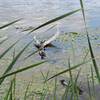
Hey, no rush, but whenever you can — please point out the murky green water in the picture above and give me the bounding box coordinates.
[0,0,100,99]
[0,0,99,64]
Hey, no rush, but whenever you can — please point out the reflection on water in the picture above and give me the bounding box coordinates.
[0,0,100,65]
[0,0,100,66]
[0,1,100,99]
[0,0,100,61]
[0,0,100,30]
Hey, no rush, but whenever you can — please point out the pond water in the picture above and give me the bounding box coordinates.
[0,0,100,29]
[0,0,100,71]
[0,0,100,99]
[0,0,100,73]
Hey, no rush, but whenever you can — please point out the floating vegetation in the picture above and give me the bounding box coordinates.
[0,0,99,100]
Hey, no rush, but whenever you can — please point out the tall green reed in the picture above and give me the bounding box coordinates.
[79,0,100,83]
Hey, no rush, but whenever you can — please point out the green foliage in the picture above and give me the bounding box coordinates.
[0,1,99,99]
[26,9,80,33]
[79,0,100,83]
[46,59,90,81]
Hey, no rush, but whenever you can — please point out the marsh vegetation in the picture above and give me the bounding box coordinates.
[0,0,100,100]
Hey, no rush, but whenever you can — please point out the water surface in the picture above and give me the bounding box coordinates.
[0,1,100,99]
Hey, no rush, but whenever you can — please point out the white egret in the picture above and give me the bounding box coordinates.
[33,23,60,59]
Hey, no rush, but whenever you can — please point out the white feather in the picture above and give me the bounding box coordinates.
[43,22,60,46]
[63,81,68,86]
[33,36,40,44]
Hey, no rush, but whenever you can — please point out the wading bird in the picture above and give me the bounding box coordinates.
[33,22,60,59]
[60,79,83,95]
[33,32,59,59]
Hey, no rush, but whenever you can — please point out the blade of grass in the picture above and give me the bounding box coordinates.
[0,61,47,80]
[0,40,33,85]
[74,68,81,98]
[79,0,86,23]
[0,35,30,69]
[23,23,56,33]
[9,83,13,100]
[22,26,35,32]
[41,71,49,84]
[40,71,50,100]
[87,75,92,100]
[4,77,15,100]
[13,75,16,100]
[79,0,100,83]
[53,77,57,100]
[0,37,8,45]
[83,49,89,62]
[12,48,16,60]
[24,50,38,60]
[68,59,76,100]
[4,83,11,100]
[46,59,90,81]
[91,66,96,99]
[0,19,22,29]
[0,33,32,59]
[44,24,57,33]
[41,71,50,91]
[0,39,19,59]
[62,81,70,100]
[40,89,47,100]
[28,9,80,33]
[24,82,31,100]
[87,34,100,83]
